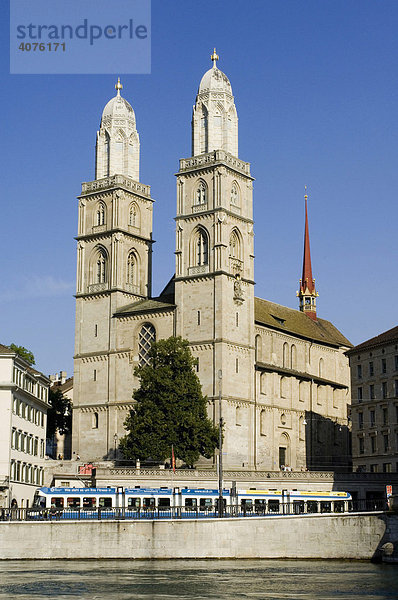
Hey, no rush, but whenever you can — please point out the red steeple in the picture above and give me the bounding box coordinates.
[297,188,318,320]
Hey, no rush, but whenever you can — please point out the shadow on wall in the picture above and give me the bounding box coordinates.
[304,411,351,472]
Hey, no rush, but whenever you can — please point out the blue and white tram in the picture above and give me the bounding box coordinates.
[32,486,352,519]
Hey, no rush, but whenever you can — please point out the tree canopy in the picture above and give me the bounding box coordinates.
[9,343,35,366]
[120,336,219,466]
[46,387,72,439]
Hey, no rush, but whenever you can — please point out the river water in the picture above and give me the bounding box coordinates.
[0,559,397,599]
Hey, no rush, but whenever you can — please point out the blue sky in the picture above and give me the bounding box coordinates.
[1,0,397,377]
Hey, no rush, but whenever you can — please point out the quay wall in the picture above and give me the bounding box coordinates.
[0,512,395,560]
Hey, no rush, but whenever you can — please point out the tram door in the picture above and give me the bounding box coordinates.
[282,490,290,514]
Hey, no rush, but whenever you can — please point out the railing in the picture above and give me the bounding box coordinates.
[0,500,388,522]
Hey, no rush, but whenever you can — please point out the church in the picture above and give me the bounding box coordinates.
[72,51,352,471]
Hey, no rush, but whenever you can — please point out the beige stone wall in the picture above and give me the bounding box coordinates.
[0,513,390,560]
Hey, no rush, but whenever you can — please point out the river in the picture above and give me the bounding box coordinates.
[0,559,397,599]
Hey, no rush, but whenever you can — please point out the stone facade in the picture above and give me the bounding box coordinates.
[72,56,352,471]
[348,326,398,473]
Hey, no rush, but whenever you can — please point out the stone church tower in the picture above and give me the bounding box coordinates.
[73,79,154,458]
[175,50,256,467]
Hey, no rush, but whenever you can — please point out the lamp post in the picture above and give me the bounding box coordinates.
[113,433,118,460]
[218,369,223,517]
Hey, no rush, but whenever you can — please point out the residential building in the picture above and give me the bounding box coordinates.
[347,326,398,473]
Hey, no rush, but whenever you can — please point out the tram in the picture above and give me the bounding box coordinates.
[32,486,352,518]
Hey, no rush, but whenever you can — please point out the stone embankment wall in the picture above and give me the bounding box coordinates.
[1,513,396,560]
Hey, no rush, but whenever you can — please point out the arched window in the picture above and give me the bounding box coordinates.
[236,406,241,426]
[95,249,107,283]
[138,323,156,367]
[127,252,137,285]
[230,182,240,206]
[129,202,140,228]
[255,335,262,362]
[96,202,106,226]
[299,415,305,441]
[260,372,267,395]
[92,412,99,429]
[279,432,291,469]
[291,345,297,369]
[280,376,289,398]
[196,229,208,266]
[283,343,289,368]
[195,181,207,205]
[229,230,240,259]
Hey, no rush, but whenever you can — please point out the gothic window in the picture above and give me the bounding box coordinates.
[229,230,240,258]
[230,182,240,206]
[195,229,208,266]
[96,202,106,226]
[138,323,156,367]
[129,202,140,228]
[127,252,137,285]
[195,181,207,205]
[95,249,107,283]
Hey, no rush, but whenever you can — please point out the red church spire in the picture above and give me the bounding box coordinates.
[297,188,318,320]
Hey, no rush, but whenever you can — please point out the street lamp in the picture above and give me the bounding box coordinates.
[113,433,118,460]
[218,369,223,518]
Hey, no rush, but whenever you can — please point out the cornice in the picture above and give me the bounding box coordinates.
[255,361,348,390]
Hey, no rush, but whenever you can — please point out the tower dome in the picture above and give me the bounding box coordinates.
[192,50,238,157]
[95,78,140,181]
[198,64,233,95]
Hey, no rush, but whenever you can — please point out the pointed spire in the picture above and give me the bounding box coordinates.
[211,48,219,68]
[297,187,318,320]
[115,77,123,96]
[301,186,315,294]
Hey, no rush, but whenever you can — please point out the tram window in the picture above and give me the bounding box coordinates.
[158,498,170,508]
[307,501,318,513]
[83,497,96,508]
[199,498,212,511]
[99,497,112,508]
[127,498,140,509]
[321,501,332,513]
[293,500,305,514]
[51,497,64,508]
[67,497,81,508]
[268,500,280,513]
[241,499,253,511]
[255,499,266,513]
[185,498,197,509]
[334,501,345,513]
[143,497,155,509]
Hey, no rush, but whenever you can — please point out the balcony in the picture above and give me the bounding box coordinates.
[192,203,208,214]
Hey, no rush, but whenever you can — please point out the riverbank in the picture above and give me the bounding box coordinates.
[0,512,395,561]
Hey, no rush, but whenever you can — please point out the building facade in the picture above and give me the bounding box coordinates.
[348,326,398,473]
[72,53,352,471]
[0,344,49,508]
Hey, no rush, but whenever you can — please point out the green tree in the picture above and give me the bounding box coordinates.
[120,336,219,466]
[46,387,72,439]
[9,343,35,366]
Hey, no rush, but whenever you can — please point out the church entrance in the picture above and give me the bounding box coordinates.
[279,447,286,469]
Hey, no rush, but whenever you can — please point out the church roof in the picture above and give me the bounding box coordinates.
[346,325,398,355]
[114,297,176,317]
[254,297,352,348]
[101,79,135,124]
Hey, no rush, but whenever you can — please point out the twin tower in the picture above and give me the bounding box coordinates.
[72,51,257,464]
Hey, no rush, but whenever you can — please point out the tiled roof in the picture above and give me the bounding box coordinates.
[346,325,398,354]
[0,343,14,354]
[254,298,352,348]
